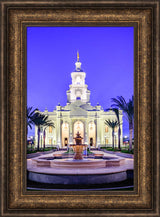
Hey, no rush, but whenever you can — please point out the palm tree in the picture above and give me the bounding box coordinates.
[27,106,55,151]
[111,96,134,151]
[106,108,122,150]
[32,112,54,151]
[27,106,38,132]
[104,120,119,149]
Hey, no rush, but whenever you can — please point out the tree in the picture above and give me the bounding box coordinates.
[27,106,38,132]
[27,106,40,151]
[106,108,122,150]
[111,96,134,151]
[32,112,54,151]
[27,106,55,151]
[104,120,119,149]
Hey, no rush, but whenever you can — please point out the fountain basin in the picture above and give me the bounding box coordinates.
[32,156,125,168]
[51,159,106,169]
[27,151,133,185]
[28,171,127,185]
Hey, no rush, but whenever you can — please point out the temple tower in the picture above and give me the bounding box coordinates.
[66,52,90,103]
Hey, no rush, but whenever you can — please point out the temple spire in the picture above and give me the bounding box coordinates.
[75,51,82,71]
[77,51,79,62]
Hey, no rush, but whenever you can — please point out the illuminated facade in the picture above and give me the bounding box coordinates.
[35,53,123,148]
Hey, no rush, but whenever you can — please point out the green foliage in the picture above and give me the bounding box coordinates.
[27,147,56,154]
[87,149,93,154]
[104,119,119,129]
[64,148,93,155]
[100,146,134,154]
[64,150,74,154]
[32,112,55,128]
[111,96,134,151]
[30,108,54,151]
[121,149,134,154]
[104,119,119,149]
[27,106,39,130]
[27,106,55,132]
[42,147,54,151]
[27,150,37,154]
[106,147,120,152]
[111,96,134,126]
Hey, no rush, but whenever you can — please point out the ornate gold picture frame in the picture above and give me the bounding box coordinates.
[0,0,159,216]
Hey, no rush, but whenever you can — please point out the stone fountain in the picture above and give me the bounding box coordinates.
[70,131,87,160]
[27,135,134,186]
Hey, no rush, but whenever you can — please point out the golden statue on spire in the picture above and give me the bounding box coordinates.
[77,51,79,62]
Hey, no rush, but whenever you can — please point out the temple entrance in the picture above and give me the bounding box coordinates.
[88,121,96,147]
[64,138,68,146]
[61,122,69,148]
[73,121,84,144]
[90,138,93,146]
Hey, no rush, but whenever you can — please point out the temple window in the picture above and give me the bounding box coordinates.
[49,138,52,144]
[76,76,81,84]
[49,126,52,133]
[105,126,108,132]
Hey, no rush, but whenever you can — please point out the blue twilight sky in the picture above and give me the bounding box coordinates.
[27,27,134,137]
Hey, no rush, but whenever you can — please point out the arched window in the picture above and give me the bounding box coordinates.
[105,138,108,144]
[62,122,69,147]
[88,121,96,147]
[49,138,52,145]
[49,126,52,133]
[76,97,81,100]
[105,126,108,132]
[74,121,84,144]
[76,76,81,84]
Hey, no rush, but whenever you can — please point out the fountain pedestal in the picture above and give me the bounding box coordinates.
[70,132,87,160]
[72,144,85,160]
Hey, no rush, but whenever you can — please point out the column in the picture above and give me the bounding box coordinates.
[56,112,61,148]
[84,120,88,144]
[69,119,73,144]
[96,113,101,148]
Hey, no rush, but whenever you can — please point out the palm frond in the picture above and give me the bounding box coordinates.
[111,96,128,113]
[104,119,119,129]
[106,107,121,125]
[111,96,134,126]
[27,106,39,129]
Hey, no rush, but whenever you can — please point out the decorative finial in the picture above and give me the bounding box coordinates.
[77,51,79,62]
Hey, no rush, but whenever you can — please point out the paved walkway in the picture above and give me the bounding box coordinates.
[27,150,57,159]
[102,150,134,159]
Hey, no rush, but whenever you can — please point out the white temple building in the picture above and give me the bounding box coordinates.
[35,52,123,148]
